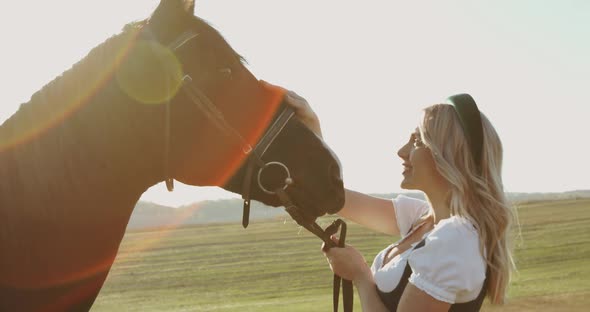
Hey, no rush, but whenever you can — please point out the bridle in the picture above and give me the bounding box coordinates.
[147,26,353,312]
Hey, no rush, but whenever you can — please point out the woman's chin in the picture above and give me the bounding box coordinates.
[400,180,411,190]
[400,179,419,191]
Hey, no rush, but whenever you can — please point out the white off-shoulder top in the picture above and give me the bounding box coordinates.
[370,195,487,304]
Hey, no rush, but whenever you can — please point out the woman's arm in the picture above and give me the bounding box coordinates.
[354,275,393,312]
[339,189,400,236]
[281,87,401,236]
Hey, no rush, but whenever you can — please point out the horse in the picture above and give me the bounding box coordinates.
[0,1,345,311]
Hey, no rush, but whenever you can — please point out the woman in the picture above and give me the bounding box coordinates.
[284,90,516,311]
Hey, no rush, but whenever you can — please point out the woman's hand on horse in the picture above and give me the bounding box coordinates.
[285,91,323,138]
[261,81,323,138]
[322,235,372,283]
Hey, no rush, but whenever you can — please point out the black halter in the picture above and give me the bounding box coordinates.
[152,28,353,312]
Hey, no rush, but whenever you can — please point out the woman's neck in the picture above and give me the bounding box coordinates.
[424,185,451,225]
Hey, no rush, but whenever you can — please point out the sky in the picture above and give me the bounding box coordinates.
[1,0,588,207]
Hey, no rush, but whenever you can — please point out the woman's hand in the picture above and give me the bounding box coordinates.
[322,236,372,283]
[284,91,323,138]
[261,81,323,138]
[323,236,392,312]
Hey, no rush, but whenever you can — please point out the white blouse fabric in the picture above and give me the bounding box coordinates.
[371,195,486,304]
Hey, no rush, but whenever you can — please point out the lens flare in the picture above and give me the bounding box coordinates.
[115,39,183,105]
[0,27,142,153]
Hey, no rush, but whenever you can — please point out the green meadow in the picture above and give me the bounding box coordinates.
[93,199,590,311]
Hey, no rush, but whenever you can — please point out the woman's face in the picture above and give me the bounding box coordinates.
[396,128,444,192]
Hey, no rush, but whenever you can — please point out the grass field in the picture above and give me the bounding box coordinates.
[92,199,590,311]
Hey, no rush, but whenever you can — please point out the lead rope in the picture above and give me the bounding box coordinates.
[275,188,353,312]
[325,219,353,312]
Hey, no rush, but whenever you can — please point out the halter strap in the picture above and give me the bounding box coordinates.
[164,73,174,191]
[240,106,294,228]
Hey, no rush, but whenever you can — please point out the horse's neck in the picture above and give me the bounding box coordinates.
[1,26,170,247]
[0,31,166,215]
[0,27,173,304]
[1,90,165,213]
[0,73,168,285]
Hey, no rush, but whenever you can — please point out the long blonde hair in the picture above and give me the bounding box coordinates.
[418,103,517,304]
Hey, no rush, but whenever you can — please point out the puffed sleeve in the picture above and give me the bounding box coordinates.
[407,217,486,303]
[392,195,430,236]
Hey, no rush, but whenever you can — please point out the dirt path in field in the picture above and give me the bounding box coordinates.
[482,292,590,312]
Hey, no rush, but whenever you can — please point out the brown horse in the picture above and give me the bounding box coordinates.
[0,1,344,311]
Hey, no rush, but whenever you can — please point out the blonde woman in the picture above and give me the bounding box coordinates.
[285,91,516,312]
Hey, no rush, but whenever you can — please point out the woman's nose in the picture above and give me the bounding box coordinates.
[397,144,408,159]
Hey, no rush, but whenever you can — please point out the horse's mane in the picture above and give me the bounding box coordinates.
[0,22,160,211]
[4,22,143,132]
[0,12,248,212]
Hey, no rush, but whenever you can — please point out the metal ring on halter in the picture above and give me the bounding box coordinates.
[257,161,293,195]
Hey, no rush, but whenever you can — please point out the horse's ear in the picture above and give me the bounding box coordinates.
[150,0,194,39]
[183,0,195,15]
[153,0,193,17]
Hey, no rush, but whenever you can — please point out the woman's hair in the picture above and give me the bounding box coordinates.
[418,103,517,304]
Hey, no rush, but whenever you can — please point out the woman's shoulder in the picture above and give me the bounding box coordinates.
[408,216,486,303]
[393,194,428,208]
[411,216,486,278]
[430,215,480,243]
[423,215,483,260]
[392,194,430,236]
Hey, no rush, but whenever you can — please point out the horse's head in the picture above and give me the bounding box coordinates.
[123,0,344,217]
